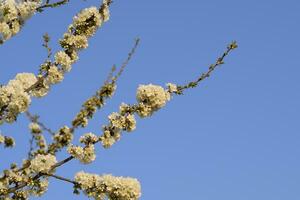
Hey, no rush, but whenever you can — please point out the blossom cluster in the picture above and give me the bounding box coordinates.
[75,171,141,200]
[0,161,50,198]
[100,83,176,148]
[72,82,116,129]
[28,122,47,152]
[56,3,110,73]
[30,154,57,173]
[66,133,98,164]
[0,133,14,147]
[0,0,41,44]
[0,1,111,126]
[0,73,36,124]
[67,144,96,164]
[48,126,73,153]
[136,84,172,117]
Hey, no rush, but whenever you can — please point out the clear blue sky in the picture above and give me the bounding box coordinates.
[1,0,300,199]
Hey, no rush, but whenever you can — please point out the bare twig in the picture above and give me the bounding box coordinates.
[27,135,35,159]
[105,37,140,83]
[42,172,77,185]
[42,33,52,59]
[115,38,140,80]
[25,111,55,136]
[36,0,70,12]
[176,41,238,94]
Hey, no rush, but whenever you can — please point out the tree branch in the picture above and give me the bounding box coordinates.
[42,173,77,185]
[25,111,55,136]
[176,41,238,94]
[36,0,70,12]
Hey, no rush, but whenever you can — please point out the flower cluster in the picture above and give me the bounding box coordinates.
[30,154,57,173]
[0,73,37,124]
[0,167,49,198]
[29,178,49,197]
[136,84,171,117]
[67,144,96,164]
[29,122,42,134]
[74,171,141,200]
[0,1,112,126]
[100,112,136,148]
[72,82,116,129]
[108,112,136,131]
[0,133,15,148]
[28,122,47,153]
[100,83,174,148]
[46,65,64,84]
[166,83,178,93]
[79,132,98,145]
[56,3,110,73]
[48,126,73,153]
[0,0,42,44]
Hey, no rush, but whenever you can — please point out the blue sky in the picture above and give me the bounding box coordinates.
[1,0,300,199]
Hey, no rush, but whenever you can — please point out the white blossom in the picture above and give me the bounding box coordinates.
[30,154,57,173]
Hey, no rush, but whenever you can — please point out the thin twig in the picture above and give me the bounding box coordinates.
[105,38,140,83]
[116,38,140,79]
[27,135,35,159]
[42,33,52,59]
[25,111,55,136]
[36,0,69,12]
[176,41,238,94]
[42,173,77,185]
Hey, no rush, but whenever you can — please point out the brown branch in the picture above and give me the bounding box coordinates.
[116,38,140,80]
[105,38,140,83]
[176,41,238,94]
[36,0,70,12]
[41,172,77,185]
[27,135,35,159]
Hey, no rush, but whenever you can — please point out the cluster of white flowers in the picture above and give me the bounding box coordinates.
[54,51,73,72]
[79,132,98,145]
[29,122,41,134]
[136,84,171,117]
[48,125,73,153]
[28,122,47,150]
[0,73,37,123]
[60,33,88,49]
[0,133,14,147]
[72,82,117,129]
[67,145,96,164]
[0,172,49,198]
[0,1,111,126]
[46,65,64,84]
[100,83,176,148]
[75,171,141,200]
[55,3,110,73]
[100,112,136,148]
[108,112,136,131]
[30,154,57,173]
[0,0,42,44]
[30,178,49,197]
[166,83,178,93]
